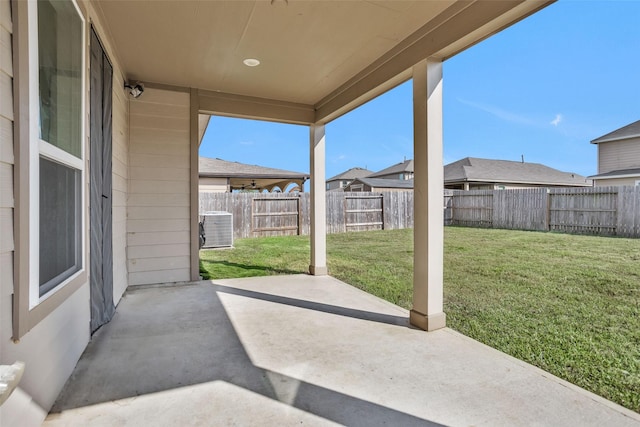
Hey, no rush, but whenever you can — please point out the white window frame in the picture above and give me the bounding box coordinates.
[635,180,640,186]
[26,0,86,309]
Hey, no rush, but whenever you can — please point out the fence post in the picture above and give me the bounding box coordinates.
[343,195,347,233]
[381,193,385,230]
[297,196,302,235]
[545,189,551,231]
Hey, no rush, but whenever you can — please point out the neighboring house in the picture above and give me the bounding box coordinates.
[345,177,414,192]
[199,157,308,193]
[326,167,373,191]
[0,0,553,420]
[588,120,640,186]
[444,157,591,190]
[368,159,414,180]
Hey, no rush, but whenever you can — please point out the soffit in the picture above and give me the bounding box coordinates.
[94,0,453,105]
[94,0,554,122]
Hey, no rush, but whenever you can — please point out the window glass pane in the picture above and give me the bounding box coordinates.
[38,0,82,158]
[39,157,81,295]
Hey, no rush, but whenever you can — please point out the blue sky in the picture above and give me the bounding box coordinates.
[200,1,640,184]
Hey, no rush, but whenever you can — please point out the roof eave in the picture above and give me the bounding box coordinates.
[446,178,591,187]
[201,173,309,180]
[591,135,640,144]
[588,172,640,180]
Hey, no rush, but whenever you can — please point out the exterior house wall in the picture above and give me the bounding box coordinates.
[0,0,130,412]
[345,184,411,192]
[488,183,551,190]
[111,63,129,303]
[326,179,347,191]
[374,173,413,180]
[0,0,14,339]
[345,183,367,192]
[127,88,191,286]
[469,184,496,190]
[0,0,17,405]
[598,137,640,173]
[199,177,228,193]
[373,187,411,192]
[463,183,589,190]
[594,177,640,187]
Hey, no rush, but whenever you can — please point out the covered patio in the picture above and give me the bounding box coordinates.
[44,276,639,426]
[11,1,637,424]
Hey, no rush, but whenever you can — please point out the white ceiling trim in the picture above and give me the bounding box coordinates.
[198,89,315,125]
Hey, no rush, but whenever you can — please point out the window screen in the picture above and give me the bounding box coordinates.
[39,157,81,296]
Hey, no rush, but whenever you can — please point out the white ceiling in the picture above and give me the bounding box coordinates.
[94,0,553,121]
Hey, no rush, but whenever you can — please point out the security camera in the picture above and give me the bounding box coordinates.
[124,82,144,98]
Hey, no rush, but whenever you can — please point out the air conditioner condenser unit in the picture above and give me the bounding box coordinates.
[201,211,233,248]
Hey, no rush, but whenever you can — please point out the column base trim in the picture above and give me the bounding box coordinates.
[309,265,328,276]
[410,310,446,331]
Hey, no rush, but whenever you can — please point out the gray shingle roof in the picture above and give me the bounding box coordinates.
[369,159,413,178]
[588,167,640,179]
[591,120,640,144]
[327,167,374,182]
[199,157,308,179]
[444,157,590,186]
[350,177,414,189]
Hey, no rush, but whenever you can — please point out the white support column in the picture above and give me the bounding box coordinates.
[410,59,446,331]
[309,124,328,275]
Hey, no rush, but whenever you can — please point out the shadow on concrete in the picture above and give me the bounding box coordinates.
[213,284,409,327]
[50,281,440,426]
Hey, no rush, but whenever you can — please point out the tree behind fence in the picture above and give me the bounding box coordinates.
[200,186,640,239]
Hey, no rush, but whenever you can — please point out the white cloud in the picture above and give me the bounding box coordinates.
[239,140,253,146]
[550,114,563,126]
[330,154,347,164]
[458,98,535,126]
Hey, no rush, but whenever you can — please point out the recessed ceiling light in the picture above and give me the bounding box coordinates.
[243,58,260,67]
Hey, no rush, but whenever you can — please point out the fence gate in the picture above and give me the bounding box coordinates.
[344,194,384,232]
[450,191,493,227]
[251,197,301,237]
[548,188,618,235]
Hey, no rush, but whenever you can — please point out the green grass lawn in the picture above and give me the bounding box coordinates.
[200,227,640,413]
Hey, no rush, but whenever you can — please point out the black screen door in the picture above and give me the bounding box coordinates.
[90,27,115,333]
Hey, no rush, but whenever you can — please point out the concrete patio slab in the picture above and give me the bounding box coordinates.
[45,275,640,426]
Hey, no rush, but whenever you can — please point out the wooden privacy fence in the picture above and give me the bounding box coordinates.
[200,191,414,239]
[251,197,302,237]
[446,186,640,237]
[200,186,640,239]
[344,194,383,232]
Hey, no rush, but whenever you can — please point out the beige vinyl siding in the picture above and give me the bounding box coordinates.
[594,177,640,187]
[111,65,129,303]
[0,2,134,413]
[128,88,191,286]
[468,184,495,190]
[371,187,411,192]
[1,0,90,414]
[598,137,640,173]
[199,177,228,193]
[0,0,14,367]
[493,183,548,190]
[327,180,345,191]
